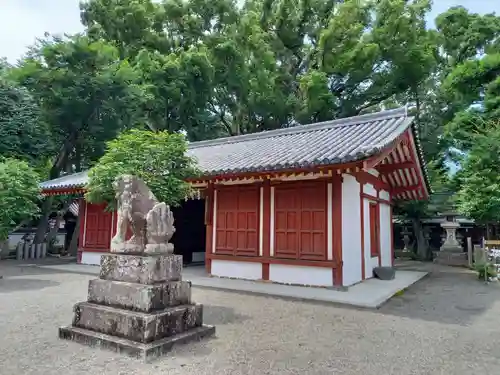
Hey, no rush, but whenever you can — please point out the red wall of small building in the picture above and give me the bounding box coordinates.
[206,178,338,282]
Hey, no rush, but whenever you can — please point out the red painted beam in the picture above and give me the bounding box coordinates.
[376,161,415,173]
[391,183,422,196]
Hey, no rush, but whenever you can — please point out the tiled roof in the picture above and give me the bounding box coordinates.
[188,107,414,175]
[40,107,426,190]
[40,171,88,191]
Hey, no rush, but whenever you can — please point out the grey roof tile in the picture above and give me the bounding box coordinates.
[40,171,88,191]
[187,107,414,175]
[40,107,428,191]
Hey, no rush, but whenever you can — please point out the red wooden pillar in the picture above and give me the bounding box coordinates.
[204,184,214,274]
[360,184,365,280]
[77,198,87,264]
[261,179,271,281]
[390,194,395,267]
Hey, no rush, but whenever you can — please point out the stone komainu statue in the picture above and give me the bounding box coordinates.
[110,175,175,254]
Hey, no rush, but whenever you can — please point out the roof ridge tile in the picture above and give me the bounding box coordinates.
[188,107,408,150]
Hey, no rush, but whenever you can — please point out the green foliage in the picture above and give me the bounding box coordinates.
[454,121,500,223]
[80,0,438,136]
[86,129,199,208]
[0,158,41,240]
[0,77,53,163]
[474,262,497,281]
[9,34,147,173]
[440,9,500,155]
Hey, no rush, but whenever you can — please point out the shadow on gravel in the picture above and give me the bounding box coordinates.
[203,305,251,325]
[0,278,60,293]
[378,269,500,326]
[0,264,67,278]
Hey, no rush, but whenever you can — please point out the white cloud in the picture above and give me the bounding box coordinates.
[0,0,83,63]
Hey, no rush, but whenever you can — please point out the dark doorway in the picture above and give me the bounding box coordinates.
[63,211,77,251]
[171,199,206,265]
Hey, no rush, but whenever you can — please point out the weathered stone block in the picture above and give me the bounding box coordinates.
[58,324,216,361]
[73,302,203,343]
[100,254,182,284]
[88,279,192,312]
[373,266,396,280]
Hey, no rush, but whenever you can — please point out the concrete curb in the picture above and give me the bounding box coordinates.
[25,264,429,310]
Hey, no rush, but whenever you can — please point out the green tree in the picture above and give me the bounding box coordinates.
[86,129,199,207]
[80,0,438,136]
[437,7,500,155]
[10,34,146,176]
[9,34,147,242]
[0,77,53,164]
[392,6,500,256]
[0,158,41,243]
[454,120,500,225]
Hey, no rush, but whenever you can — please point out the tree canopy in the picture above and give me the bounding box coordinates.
[9,34,147,177]
[80,0,438,137]
[85,129,198,207]
[454,120,500,223]
[0,158,41,241]
[0,77,52,164]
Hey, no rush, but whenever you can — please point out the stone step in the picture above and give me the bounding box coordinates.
[73,301,203,343]
[59,324,215,361]
[88,279,192,312]
[100,254,182,284]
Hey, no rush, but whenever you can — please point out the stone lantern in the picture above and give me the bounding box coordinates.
[434,213,467,266]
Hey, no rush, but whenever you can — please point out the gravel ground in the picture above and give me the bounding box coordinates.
[1,263,500,375]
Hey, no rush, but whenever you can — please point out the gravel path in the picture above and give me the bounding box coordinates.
[1,263,500,375]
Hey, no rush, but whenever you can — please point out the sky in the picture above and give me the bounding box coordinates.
[0,0,499,63]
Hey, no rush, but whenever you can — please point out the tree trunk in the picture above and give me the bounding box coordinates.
[68,210,81,257]
[412,218,428,260]
[33,196,54,244]
[0,239,8,260]
[45,199,72,250]
[34,133,76,244]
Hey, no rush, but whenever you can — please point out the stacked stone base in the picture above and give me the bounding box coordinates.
[59,254,215,360]
[433,249,468,267]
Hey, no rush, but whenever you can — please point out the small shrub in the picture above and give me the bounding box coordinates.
[474,262,497,280]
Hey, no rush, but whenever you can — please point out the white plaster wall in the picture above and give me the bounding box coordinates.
[379,203,392,267]
[81,252,102,266]
[364,183,377,197]
[363,198,374,278]
[379,190,390,201]
[211,260,261,280]
[269,264,332,287]
[341,174,362,286]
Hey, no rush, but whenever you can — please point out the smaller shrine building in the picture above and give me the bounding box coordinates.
[40,107,429,287]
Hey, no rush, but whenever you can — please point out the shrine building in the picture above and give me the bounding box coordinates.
[40,107,429,287]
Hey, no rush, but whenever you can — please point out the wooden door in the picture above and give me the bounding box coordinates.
[215,186,260,256]
[274,181,327,261]
[84,204,112,250]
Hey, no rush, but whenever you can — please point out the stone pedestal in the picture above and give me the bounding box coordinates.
[434,220,467,266]
[59,254,215,360]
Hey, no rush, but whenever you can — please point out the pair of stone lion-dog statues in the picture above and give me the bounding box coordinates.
[110,175,176,255]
